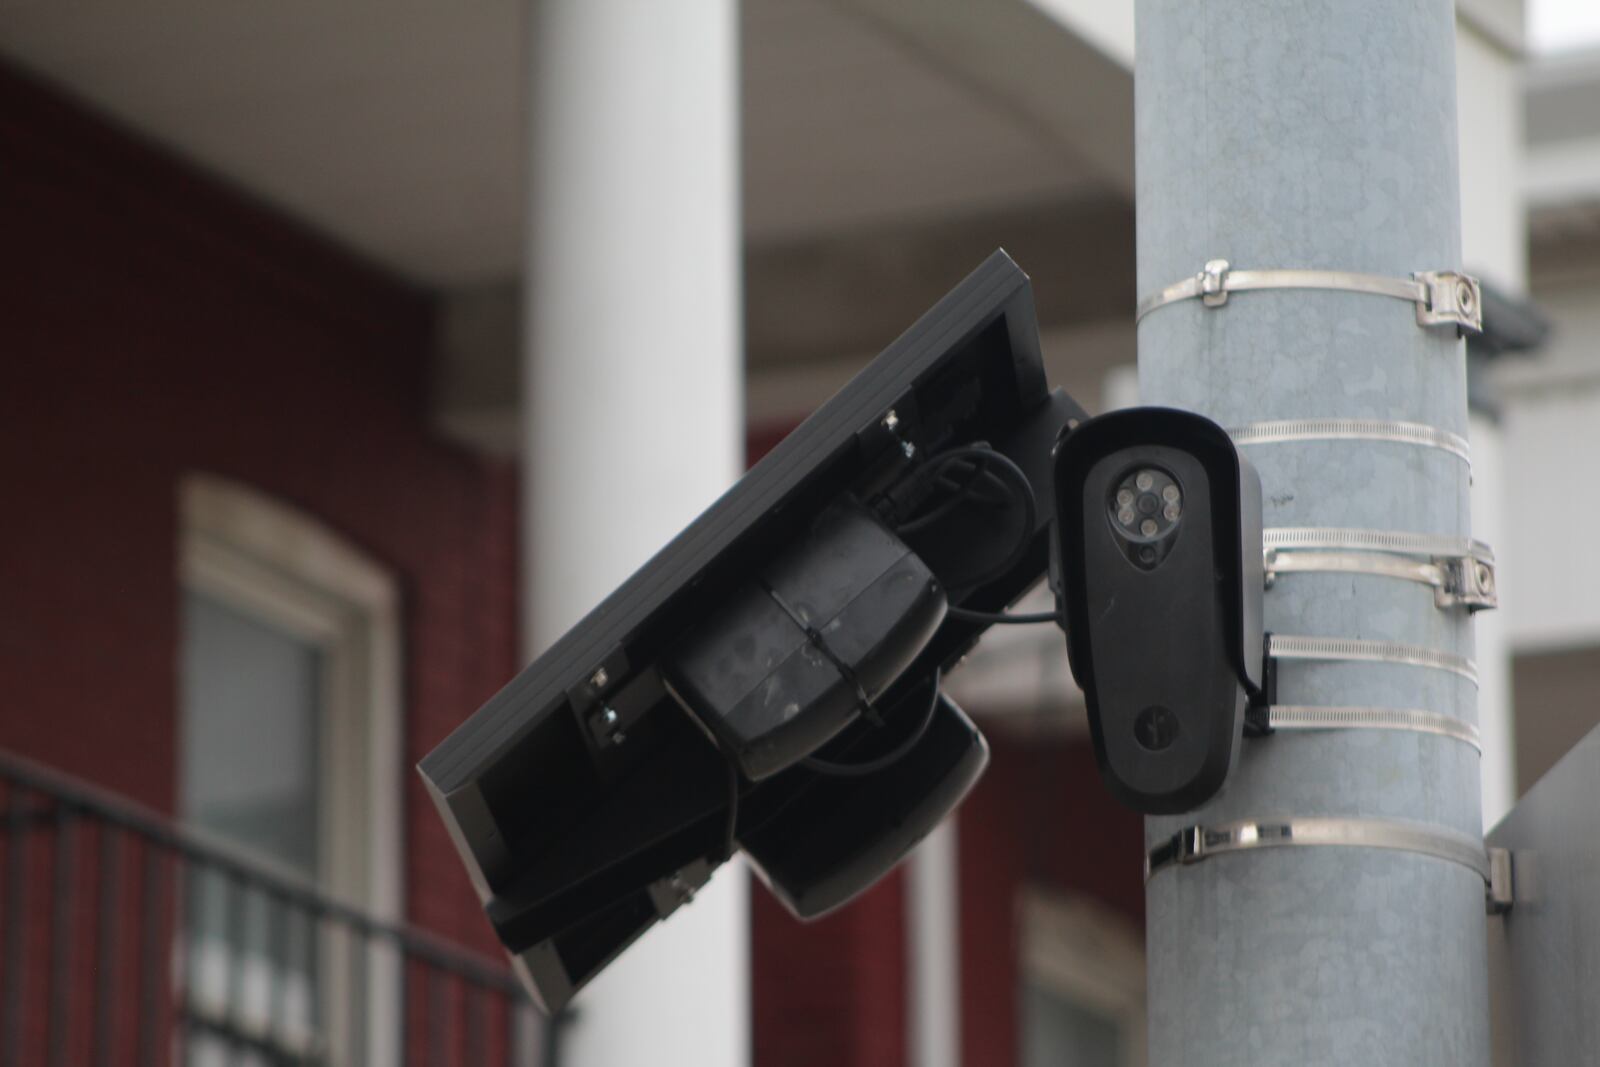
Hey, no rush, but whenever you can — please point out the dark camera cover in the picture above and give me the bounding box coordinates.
[740,690,988,918]
[1053,407,1263,814]
[664,500,947,782]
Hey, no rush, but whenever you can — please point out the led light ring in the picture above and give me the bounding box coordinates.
[1110,466,1185,566]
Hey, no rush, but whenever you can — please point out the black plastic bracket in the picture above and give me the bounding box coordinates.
[1243,632,1277,738]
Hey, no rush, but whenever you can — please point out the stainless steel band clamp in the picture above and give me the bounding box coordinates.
[1263,527,1497,612]
[1262,704,1480,750]
[1243,638,1479,745]
[1228,418,1472,469]
[1267,633,1477,685]
[1136,259,1483,335]
[1146,816,1514,914]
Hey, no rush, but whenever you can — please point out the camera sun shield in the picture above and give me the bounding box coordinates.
[739,688,988,919]
[1052,407,1263,814]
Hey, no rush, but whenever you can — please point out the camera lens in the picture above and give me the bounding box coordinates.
[1138,492,1159,516]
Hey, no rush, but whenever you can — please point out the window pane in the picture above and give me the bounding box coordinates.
[1022,980,1123,1067]
[180,591,325,1058]
[181,591,321,876]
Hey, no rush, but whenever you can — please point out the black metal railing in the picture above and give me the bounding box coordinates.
[0,750,552,1067]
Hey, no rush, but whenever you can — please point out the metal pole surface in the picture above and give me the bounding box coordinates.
[1136,3,1488,1064]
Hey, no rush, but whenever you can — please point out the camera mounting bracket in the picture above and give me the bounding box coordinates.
[1263,527,1497,612]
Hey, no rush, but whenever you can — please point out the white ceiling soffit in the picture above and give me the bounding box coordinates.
[1457,0,1526,56]
[816,0,1133,195]
[0,0,1124,287]
[0,2,528,286]
[742,0,1121,243]
[1021,0,1133,70]
[1525,49,1600,221]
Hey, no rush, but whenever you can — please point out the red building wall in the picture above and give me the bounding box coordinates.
[957,730,1145,1067]
[751,873,909,1067]
[0,62,517,959]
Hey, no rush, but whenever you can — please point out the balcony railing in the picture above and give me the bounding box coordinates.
[0,750,555,1067]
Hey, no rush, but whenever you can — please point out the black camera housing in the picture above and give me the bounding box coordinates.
[1052,407,1263,814]
[417,250,1086,1012]
[663,500,948,782]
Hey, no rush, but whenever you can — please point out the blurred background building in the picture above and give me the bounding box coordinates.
[0,0,1595,1064]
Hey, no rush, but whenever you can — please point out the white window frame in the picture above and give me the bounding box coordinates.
[1018,888,1148,1067]
[178,474,404,1064]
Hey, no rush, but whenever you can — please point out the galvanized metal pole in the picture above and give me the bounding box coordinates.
[1136,3,1489,1065]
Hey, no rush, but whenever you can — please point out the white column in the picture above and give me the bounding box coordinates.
[522,2,747,1064]
[1470,414,1514,824]
[1456,15,1526,825]
[907,823,960,1067]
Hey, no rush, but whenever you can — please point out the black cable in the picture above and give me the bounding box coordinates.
[932,468,1012,505]
[944,605,1061,626]
[893,444,1057,625]
[907,445,1036,591]
[896,446,1033,533]
[899,460,1008,534]
[801,668,942,778]
[720,756,741,861]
